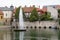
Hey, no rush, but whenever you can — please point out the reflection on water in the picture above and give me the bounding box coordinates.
[23,29,60,40]
[57,30,60,40]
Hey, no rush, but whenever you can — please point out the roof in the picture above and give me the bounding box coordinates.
[0,6,13,11]
[42,6,47,12]
[22,7,34,13]
[22,7,45,13]
[0,10,3,15]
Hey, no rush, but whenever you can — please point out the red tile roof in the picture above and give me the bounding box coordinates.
[22,7,45,14]
[42,6,47,12]
[13,6,46,14]
[22,7,34,13]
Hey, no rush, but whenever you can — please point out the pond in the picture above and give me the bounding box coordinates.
[20,29,60,40]
[0,28,60,40]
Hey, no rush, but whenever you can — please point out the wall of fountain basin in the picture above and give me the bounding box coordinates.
[12,21,59,29]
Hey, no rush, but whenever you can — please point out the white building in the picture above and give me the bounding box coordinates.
[0,5,14,23]
[3,11,12,18]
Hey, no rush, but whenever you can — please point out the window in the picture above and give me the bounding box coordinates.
[1,16,3,19]
[39,26,41,29]
[30,26,33,29]
[49,26,52,29]
[6,13,7,16]
[26,26,28,29]
[34,26,37,29]
[44,26,46,29]
[5,20,7,22]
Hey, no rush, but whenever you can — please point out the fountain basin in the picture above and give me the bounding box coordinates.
[14,29,26,32]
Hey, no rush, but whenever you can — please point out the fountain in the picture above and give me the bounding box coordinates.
[19,7,25,40]
[14,7,26,40]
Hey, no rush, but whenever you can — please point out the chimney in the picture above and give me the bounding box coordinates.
[10,5,14,11]
[33,5,35,7]
[5,6,8,8]
[25,5,27,7]
[39,6,40,8]
[30,5,31,7]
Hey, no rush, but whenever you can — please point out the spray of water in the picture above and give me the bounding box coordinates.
[19,7,24,40]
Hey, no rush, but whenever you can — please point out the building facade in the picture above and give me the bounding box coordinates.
[22,5,45,18]
[0,5,14,24]
[0,10,4,22]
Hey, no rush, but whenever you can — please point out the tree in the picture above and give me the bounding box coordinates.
[15,7,20,21]
[15,7,26,21]
[58,19,60,25]
[58,9,60,13]
[22,10,26,21]
[58,9,60,18]
[40,12,51,21]
[45,12,51,20]
[29,8,39,22]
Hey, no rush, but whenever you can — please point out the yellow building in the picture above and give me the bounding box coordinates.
[0,10,4,22]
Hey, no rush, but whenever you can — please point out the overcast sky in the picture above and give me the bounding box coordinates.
[0,0,60,8]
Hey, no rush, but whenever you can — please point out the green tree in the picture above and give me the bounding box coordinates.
[58,9,60,13]
[29,8,39,22]
[23,10,26,21]
[15,7,26,21]
[58,9,60,18]
[40,12,51,21]
[58,9,60,25]
[15,7,20,21]
[45,12,51,20]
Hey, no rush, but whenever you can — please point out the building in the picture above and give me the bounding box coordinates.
[42,6,47,12]
[0,10,4,22]
[0,5,14,24]
[22,5,45,18]
[12,7,17,22]
[0,5,14,40]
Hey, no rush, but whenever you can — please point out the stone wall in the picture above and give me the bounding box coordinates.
[15,21,59,29]
[24,21,58,29]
